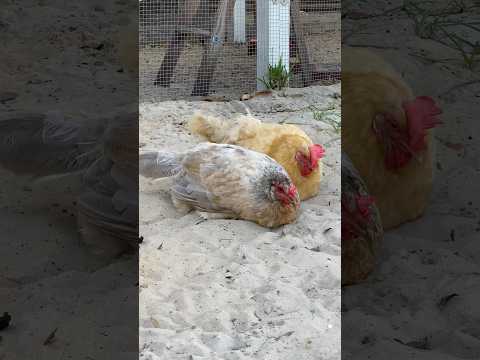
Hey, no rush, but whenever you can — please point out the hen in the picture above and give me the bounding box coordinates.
[189,113,325,201]
[139,143,300,228]
[342,46,442,230]
[341,152,383,285]
[0,111,138,257]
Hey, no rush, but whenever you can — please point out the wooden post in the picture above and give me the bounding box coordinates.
[154,0,202,87]
[256,0,291,91]
[234,0,246,43]
[191,0,230,96]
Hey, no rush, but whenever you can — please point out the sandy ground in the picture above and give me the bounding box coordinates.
[342,0,480,358]
[139,84,341,359]
[0,0,138,358]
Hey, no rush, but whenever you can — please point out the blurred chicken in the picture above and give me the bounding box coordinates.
[77,113,138,257]
[341,152,383,286]
[189,113,325,201]
[0,111,103,179]
[139,143,300,228]
[342,46,442,229]
[0,111,138,257]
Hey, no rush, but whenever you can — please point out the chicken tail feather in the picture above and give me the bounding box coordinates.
[139,151,182,178]
[188,113,230,143]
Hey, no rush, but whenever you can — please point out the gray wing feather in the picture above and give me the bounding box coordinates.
[170,178,228,213]
[0,112,103,177]
[139,151,183,178]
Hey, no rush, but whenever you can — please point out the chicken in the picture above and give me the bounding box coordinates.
[77,113,139,256]
[341,152,383,286]
[139,143,300,228]
[188,113,325,201]
[0,111,103,179]
[342,46,442,230]
[0,111,139,257]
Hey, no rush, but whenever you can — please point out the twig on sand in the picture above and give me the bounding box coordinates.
[437,293,459,309]
[273,331,295,341]
[408,52,454,64]
[345,44,400,50]
[43,327,58,346]
[343,6,404,20]
[438,79,480,98]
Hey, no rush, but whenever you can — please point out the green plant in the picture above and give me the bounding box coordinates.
[258,57,291,90]
[310,105,341,134]
[403,1,442,39]
[439,27,480,70]
[403,0,480,70]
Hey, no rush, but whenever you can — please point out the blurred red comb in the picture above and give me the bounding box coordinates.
[403,96,442,152]
[310,144,325,166]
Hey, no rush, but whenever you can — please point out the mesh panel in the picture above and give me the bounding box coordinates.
[139,0,340,102]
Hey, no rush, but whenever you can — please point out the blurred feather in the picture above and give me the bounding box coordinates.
[0,110,138,257]
[0,112,104,179]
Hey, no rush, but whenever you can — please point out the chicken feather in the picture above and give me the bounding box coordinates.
[140,143,300,228]
[342,46,442,229]
[189,113,324,200]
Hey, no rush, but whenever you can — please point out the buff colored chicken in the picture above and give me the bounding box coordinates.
[139,143,300,228]
[342,46,442,230]
[188,113,325,201]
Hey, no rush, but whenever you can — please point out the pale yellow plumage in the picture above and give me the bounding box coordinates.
[342,46,436,230]
[189,114,322,201]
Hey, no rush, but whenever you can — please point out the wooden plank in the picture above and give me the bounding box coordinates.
[191,0,231,96]
[154,0,202,87]
[290,0,315,86]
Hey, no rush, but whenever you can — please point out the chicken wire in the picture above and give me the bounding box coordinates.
[139,0,340,102]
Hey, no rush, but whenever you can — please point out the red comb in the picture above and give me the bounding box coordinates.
[403,96,442,151]
[309,144,325,167]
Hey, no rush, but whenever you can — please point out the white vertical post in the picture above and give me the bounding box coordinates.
[256,0,290,91]
[233,0,246,43]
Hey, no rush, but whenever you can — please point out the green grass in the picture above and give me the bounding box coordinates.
[258,57,291,91]
[403,0,480,70]
[310,104,341,134]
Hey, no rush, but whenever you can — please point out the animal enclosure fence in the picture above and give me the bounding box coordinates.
[139,0,340,102]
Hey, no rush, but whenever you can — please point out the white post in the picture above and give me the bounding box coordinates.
[233,0,246,43]
[256,0,290,91]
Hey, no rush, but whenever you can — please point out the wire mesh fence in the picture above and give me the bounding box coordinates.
[139,0,340,102]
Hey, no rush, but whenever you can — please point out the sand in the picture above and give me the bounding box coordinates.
[0,0,138,358]
[342,0,480,358]
[139,84,342,359]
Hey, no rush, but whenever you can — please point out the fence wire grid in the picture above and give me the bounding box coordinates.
[140,0,340,102]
